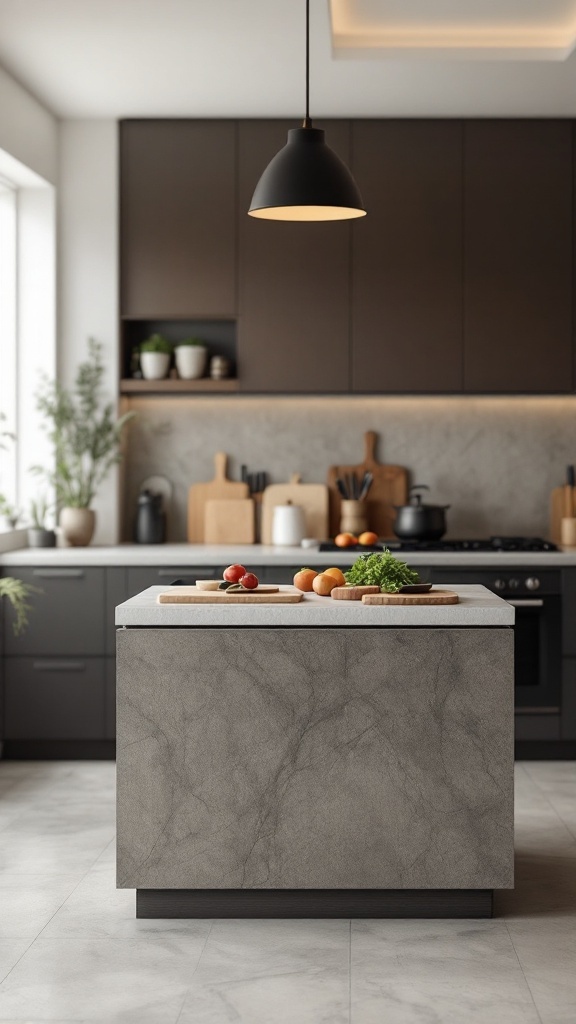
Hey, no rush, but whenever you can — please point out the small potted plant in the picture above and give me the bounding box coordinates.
[33,339,134,547]
[27,494,56,548]
[174,337,207,380]
[140,334,172,380]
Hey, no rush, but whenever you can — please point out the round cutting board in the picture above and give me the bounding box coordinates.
[362,589,459,606]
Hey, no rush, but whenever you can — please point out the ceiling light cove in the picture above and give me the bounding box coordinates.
[330,0,576,60]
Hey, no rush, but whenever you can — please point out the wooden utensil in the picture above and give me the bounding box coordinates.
[327,431,409,539]
[261,474,329,544]
[187,453,249,542]
[204,498,255,545]
[158,586,301,604]
[362,589,459,606]
[331,585,381,601]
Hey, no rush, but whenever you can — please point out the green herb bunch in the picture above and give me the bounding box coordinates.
[344,549,419,593]
[33,339,134,509]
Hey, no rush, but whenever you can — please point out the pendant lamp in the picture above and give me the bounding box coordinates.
[248,0,366,222]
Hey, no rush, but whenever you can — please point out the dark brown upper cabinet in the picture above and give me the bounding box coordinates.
[237,120,352,393]
[464,121,573,393]
[351,121,464,393]
[120,120,236,317]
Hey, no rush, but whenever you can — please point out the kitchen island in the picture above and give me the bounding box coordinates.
[116,584,514,918]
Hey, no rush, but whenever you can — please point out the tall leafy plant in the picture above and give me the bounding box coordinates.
[33,339,134,509]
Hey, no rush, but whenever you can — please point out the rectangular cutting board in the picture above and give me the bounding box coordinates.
[187,453,249,543]
[261,475,329,544]
[204,498,255,545]
[327,431,408,539]
[158,586,303,604]
[362,589,459,605]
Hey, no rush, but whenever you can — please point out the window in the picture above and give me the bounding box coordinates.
[0,177,17,522]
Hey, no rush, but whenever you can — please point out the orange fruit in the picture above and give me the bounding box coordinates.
[312,572,340,596]
[293,568,318,592]
[335,533,357,548]
[358,531,378,546]
[324,567,346,587]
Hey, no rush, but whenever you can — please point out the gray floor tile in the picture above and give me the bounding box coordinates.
[0,875,81,939]
[0,939,33,985]
[0,937,203,1023]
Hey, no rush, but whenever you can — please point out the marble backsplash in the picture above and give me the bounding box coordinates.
[121,396,576,542]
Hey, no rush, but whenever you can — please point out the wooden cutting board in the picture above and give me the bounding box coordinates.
[158,586,302,604]
[550,486,576,544]
[362,589,459,606]
[331,585,381,601]
[327,431,408,539]
[187,453,249,543]
[261,474,329,544]
[204,498,255,545]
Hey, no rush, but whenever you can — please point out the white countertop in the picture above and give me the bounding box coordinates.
[1,542,575,568]
[115,584,514,627]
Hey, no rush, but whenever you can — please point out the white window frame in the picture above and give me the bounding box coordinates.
[0,175,18,521]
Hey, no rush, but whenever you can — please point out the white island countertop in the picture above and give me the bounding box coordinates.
[116,583,514,628]
[2,542,576,568]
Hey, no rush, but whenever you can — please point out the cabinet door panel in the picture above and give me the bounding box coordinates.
[120,120,236,316]
[352,121,463,393]
[238,120,351,393]
[3,568,105,657]
[464,121,572,392]
[126,567,220,597]
[4,658,106,740]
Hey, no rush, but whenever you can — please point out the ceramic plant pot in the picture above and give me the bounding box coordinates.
[140,352,170,380]
[27,528,56,548]
[174,345,207,380]
[60,507,96,547]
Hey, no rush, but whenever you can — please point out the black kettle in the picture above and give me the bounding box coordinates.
[393,485,450,542]
[135,490,166,544]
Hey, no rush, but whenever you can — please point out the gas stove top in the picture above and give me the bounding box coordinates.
[318,536,558,553]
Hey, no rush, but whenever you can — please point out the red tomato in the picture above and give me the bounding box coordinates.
[223,564,246,583]
[239,572,259,590]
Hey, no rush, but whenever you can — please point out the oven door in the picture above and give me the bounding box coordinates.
[507,596,561,712]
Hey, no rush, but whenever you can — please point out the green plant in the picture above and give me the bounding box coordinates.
[29,493,52,530]
[0,577,38,635]
[140,334,172,354]
[175,337,205,348]
[0,414,22,528]
[33,339,135,509]
[344,549,420,592]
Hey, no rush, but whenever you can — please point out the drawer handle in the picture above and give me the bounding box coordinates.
[32,569,85,579]
[33,660,86,672]
[156,569,218,577]
[507,599,544,607]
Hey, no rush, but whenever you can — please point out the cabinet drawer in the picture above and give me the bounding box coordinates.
[127,567,219,596]
[2,568,105,656]
[4,657,106,740]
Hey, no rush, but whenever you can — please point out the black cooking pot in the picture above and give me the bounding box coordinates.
[394,485,450,542]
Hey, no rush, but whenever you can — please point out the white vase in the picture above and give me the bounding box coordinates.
[60,507,96,547]
[174,345,207,380]
[141,352,170,380]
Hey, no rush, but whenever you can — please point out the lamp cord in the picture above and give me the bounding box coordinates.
[303,0,311,128]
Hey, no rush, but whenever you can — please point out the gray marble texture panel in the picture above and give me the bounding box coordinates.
[117,626,514,891]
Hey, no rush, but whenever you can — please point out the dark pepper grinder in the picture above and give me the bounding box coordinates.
[135,490,166,544]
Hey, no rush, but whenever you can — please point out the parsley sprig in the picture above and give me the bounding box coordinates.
[344,549,419,593]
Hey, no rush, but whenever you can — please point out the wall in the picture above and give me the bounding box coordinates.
[122,395,576,542]
[0,65,57,185]
[58,119,119,543]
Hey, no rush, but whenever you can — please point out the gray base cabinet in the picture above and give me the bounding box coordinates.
[4,657,107,740]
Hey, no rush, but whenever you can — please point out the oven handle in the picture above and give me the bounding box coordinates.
[506,599,544,607]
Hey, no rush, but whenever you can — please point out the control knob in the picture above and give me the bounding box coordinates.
[494,579,507,591]
[525,577,541,591]
[508,578,520,590]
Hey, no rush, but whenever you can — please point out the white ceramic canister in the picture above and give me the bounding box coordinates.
[272,502,306,546]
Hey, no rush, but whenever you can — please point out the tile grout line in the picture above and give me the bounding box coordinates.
[174,919,215,1024]
[503,920,545,1024]
[0,832,115,989]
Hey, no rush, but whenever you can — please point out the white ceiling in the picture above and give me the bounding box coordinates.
[2,0,576,118]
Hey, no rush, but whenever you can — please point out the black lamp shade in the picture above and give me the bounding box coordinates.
[248,127,366,221]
